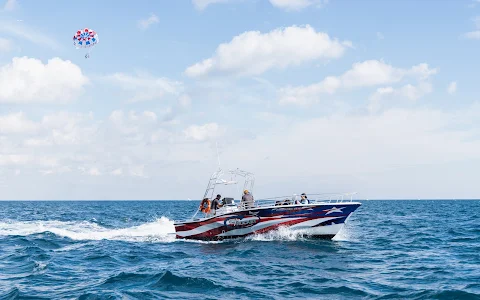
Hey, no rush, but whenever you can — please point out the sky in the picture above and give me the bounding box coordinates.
[0,0,479,200]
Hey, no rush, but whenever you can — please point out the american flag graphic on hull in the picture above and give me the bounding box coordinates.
[174,203,361,240]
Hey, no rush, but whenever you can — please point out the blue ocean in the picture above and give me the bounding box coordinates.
[0,200,479,299]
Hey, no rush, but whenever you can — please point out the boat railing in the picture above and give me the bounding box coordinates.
[189,192,358,220]
[252,192,358,208]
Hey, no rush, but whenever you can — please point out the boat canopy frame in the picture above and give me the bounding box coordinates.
[191,167,255,219]
[202,167,255,201]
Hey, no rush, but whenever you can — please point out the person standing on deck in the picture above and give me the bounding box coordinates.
[241,190,254,209]
[210,194,223,215]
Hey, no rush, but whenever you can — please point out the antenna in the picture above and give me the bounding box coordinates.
[215,141,221,169]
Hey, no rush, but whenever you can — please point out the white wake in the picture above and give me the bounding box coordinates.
[246,226,311,242]
[0,217,176,243]
[247,225,353,242]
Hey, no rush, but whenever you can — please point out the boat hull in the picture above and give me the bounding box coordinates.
[174,202,361,241]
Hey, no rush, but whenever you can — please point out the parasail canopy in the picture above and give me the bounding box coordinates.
[73,28,98,58]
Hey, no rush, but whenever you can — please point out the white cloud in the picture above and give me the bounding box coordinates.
[0,21,62,50]
[400,82,433,100]
[109,110,143,135]
[367,87,394,112]
[0,37,13,52]
[461,16,480,39]
[41,111,94,130]
[111,168,123,176]
[279,60,437,106]
[40,166,71,176]
[77,166,102,177]
[409,63,438,80]
[184,123,225,141]
[88,167,101,176]
[0,109,188,180]
[0,57,89,104]
[192,0,230,10]
[223,105,480,188]
[24,138,52,147]
[447,81,457,95]
[191,0,329,11]
[462,31,480,39]
[0,154,30,166]
[103,72,182,103]
[107,109,164,143]
[341,60,406,88]
[376,32,385,40]
[129,165,148,178]
[49,123,97,146]
[1,103,480,199]
[475,16,480,28]
[24,112,98,147]
[279,76,340,105]
[0,112,38,134]
[269,0,328,11]
[3,0,17,11]
[178,94,192,109]
[341,61,434,88]
[137,13,159,30]
[0,111,98,152]
[185,25,350,77]
[142,111,158,121]
[368,82,433,113]
[0,154,58,168]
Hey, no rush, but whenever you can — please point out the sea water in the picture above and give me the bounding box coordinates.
[0,200,479,299]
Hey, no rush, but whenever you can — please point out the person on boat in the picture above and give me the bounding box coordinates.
[241,189,254,209]
[199,198,211,216]
[301,193,310,204]
[210,194,223,215]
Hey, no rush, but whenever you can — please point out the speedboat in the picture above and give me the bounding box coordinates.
[174,168,361,241]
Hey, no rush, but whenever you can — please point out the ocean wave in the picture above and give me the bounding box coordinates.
[150,270,222,290]
[97,270,228,293]
[387,289,480,300]
[0,287,50,300]
[313,286,371,297]
[151,270,263,298]
[77,291,123,300]
[95,270,261,297]
[0,287,19,300]
[84,253,120,263]
[102,271,162,287]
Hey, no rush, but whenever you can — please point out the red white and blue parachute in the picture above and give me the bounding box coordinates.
[73,28,98,58]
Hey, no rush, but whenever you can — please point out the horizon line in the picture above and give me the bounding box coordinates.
[0,198,479,201]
